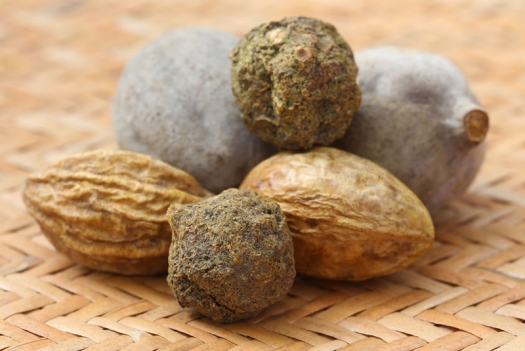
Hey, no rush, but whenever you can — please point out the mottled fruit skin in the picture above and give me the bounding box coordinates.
[241,147,434,281]
[230,17,361,150]
[336,46,489,214]
[113,28,276,193]
[23,149,209,275]
[167,189,295,323]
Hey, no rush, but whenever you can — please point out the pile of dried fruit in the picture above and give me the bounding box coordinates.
[23,16,489,323]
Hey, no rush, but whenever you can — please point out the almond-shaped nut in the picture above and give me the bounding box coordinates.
[240,147,434,281]
[23,149,211,275]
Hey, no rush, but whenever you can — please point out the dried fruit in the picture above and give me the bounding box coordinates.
[23,149,210,275]
[240,147,434,281]
[112,28,276,193]
[167,188,295,323]
[336,46,489,214]
[230,17,361,150]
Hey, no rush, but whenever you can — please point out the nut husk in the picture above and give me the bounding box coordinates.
[240,147,434,281]
[23,149,210,275]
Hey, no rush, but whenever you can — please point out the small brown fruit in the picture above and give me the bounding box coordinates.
[240,147,434,281]
[23,149,210,275]
[167,189,295,323]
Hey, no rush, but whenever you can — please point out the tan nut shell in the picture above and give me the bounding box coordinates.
[240,147,434,281]
[23,149,210,275]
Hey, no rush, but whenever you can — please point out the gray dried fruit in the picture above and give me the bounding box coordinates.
[336,46,489,214]
[113,28,276,193]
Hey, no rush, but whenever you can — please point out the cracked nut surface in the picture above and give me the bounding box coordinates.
[23,149,210,275]
[240,147,434,281]
[230,16,361,150]
[167,188,295,323]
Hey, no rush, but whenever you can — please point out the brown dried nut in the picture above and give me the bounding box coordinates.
[22,149,211,275]
[230,17,361,150]
[167,188,295,323]
[240,147,434,281]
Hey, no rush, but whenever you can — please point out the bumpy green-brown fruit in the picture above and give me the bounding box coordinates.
[241,147,434,281]
[336,46,489,214]
[166,189,295,323]
[230,17,361,150]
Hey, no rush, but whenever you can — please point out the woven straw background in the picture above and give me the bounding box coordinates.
[1,0,525,350]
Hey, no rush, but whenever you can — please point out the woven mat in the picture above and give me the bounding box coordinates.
[1,1,525,350]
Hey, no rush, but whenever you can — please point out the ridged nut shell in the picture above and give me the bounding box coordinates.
[23,149,210,275]
[240,147,434,281]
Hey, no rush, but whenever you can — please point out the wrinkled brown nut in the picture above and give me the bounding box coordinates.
[240,147,434,281]
[167,189,295,323]
[230,17,361,150]
[23,149,211,275]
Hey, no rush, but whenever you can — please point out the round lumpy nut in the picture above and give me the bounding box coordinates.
[230,17,361,150]
[166,188,295,323]
[112,28,276,193]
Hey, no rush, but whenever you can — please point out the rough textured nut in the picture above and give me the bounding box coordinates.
[167,189,295,323]
[335,46,489,215]
[112,27,276,194]
[230,17,361,150]
[240,147,434,281]
[23,149,210,275]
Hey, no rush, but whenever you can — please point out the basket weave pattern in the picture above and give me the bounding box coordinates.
[1,1,525,350]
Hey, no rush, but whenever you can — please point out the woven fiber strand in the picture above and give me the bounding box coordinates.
[1,0,525,350]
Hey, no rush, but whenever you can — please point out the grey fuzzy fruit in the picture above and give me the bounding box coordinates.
[112,28,276,193]
[336,46,489,215]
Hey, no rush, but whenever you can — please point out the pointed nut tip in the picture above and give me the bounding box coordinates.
[463,109,489,144]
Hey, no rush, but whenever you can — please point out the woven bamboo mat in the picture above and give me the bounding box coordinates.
[1,0,525,350]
